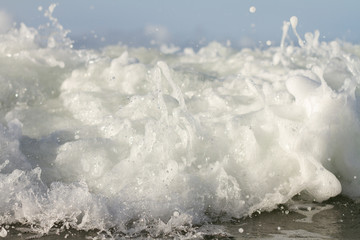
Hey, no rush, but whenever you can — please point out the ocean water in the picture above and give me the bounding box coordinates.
[1,5,360,239]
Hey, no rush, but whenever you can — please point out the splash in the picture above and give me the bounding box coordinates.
[0,8,360,238]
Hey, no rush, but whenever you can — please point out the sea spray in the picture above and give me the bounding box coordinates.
[0,6,360,237]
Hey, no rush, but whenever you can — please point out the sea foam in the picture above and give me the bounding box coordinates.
[0,5,360,238]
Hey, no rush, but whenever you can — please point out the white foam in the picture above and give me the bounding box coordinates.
[0,10,360,237]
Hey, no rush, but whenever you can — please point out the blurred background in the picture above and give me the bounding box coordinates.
[1,0,359,49]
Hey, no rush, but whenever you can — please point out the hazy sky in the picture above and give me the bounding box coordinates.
[1,0,359,48]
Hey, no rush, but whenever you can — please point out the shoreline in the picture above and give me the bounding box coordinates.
[2,196,359,239]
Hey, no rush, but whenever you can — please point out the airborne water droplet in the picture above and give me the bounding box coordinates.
[249,6,256,13]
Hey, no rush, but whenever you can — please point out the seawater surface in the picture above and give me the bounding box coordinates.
[1,5,360,239]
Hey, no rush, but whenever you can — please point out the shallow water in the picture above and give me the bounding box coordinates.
[1,5,360,239]
[3,197,360,239]
[227,196,360,240]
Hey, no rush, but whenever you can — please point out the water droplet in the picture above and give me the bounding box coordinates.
[290,16,298,29]
[0,227,7,238]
